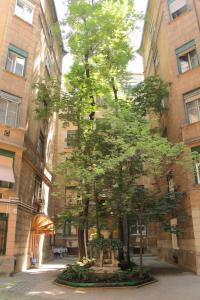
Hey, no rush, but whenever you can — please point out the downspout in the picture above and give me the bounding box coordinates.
[193,0,200,33]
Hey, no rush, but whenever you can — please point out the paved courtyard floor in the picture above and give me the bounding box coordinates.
[0,256,200,300]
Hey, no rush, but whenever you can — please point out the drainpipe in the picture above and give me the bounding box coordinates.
[193,0,200,33]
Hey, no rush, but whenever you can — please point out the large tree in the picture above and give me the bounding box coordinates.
[35,0,189,263]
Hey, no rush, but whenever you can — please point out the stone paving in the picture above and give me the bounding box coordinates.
[0,256,200,300]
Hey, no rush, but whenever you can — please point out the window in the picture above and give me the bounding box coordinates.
[168,0,187,20]
[0,91,20,127]
[64,220,77,236]
[184,88,200,124]
[149,19,155,38]
[34,176,42,202]
[167,171,175,192]
[45,51,54,75]
[0,213,8,255]
[65,187,76,205]
[14,0,34,24]
[176,40,199,74]
[191,146,200,184]
[130,221,147,236]
[5,45,28,77]
[170,218,179,249]
[66,130,77,147]
[0,149,15,188]
[37,132,45,158]
[153,49,159,70]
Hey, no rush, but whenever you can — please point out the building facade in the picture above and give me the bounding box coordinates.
[0,0,64,275]
[50,120,79,255]
[141,0,200,274]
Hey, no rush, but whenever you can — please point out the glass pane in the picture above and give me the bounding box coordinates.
[0,99,7,124]
[24,5,33,23]
[67,130,77,147]
[179,53,190,73]
[6,102,18,127]
[15,0,24,17]
[187,101,199,123]
[5,52,15,72]
[14,57,25,76]
[190,50,199,68]
[0,217,8,255]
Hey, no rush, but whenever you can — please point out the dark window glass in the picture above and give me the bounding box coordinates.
[0,213,8,255]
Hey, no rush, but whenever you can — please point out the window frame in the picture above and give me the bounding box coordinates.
[184,88,200,124]
[14,0,34,24]
[0,149,15,189]
[0,91,21,127]
[5,45,28,77]
[37,131,45,158]
[66,130,77,147]
[0,213,8,256]
[130,220,147,236]
[191,146,200,184]
[33,175,42,203]
[168,0,188,20]
[176,40,199,74]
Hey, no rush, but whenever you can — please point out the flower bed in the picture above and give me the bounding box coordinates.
[56,264,155,288]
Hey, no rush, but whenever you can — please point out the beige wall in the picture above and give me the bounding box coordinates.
[141,0,200,273]
[0,0,63,273]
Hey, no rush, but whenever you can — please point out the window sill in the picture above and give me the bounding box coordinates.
[177,64,200,77]
[181,120,200,128]
[168,8,191,24]
[0,123,26,131]
[3,70,27,81]
[13,14,34,27]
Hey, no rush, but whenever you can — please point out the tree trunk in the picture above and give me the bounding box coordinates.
[126,218,130,264]
[84,228,88,259]
[139,214,144,278]
[78,228,85,259]
[118,217,124,261]
[94,181,101,238]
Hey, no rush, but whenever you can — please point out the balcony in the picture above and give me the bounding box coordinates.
[181,121,200,145]
[0,124,25,149]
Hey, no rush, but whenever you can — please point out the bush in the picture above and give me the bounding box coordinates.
[118,260,137,271]
[60,264,95,282]
[58,264,150,283]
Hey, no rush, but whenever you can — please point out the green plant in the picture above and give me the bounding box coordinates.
[60,264,95,281]
[118,260,137,271]
[89,238,123,250]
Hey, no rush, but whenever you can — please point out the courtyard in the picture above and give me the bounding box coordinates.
[0,256,200,300]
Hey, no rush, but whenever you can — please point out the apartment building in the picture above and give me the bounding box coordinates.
[0,0,64,274]
[50,120,79,255]
[140,0,200,273]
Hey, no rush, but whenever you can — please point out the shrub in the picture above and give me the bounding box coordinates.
[118,260,137,271]
[60,264,95,282]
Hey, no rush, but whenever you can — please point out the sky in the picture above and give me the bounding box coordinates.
[55,0,148,74]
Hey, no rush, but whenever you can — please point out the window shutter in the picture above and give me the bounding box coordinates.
[184,88,200,103]
[175,40,195,56]
[0,91,21,103]
[169,0,186,14]
[8,44,28,58]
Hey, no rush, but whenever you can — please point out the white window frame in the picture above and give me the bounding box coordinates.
[6,50,26,77]
[14,0,34,24]
[178,50,198,73]
[0,91,20,127]
[195,162,200,184]
[130,221,147,236]
[168,0,187,20]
